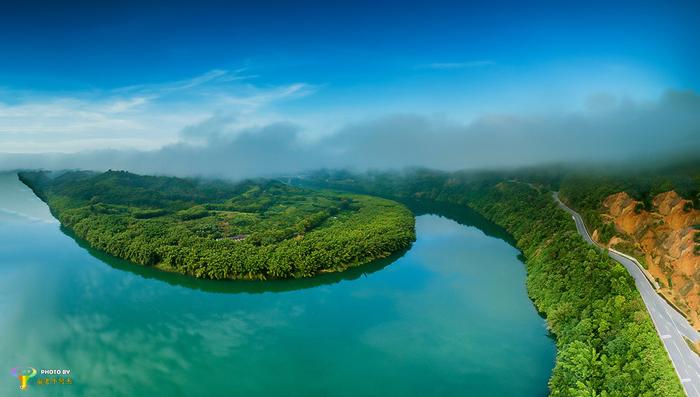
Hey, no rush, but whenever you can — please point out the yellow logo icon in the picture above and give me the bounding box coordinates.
[10,367,37,390]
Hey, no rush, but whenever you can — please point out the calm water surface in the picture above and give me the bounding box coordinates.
[0,172,555,396]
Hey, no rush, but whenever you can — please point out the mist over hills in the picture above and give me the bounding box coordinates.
[2,89,698,179]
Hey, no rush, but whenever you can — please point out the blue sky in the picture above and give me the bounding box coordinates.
[0,1,698,172]
[1,1,698,90]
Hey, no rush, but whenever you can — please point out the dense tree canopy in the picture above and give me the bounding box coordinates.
[19,170,415,280]
[307,169,684,397]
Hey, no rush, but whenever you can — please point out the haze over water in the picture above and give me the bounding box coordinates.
[0,173,554,396]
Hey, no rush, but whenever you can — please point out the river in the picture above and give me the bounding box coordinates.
[0,172,555,396]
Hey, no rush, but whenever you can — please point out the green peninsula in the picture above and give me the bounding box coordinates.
[19,170,415,280]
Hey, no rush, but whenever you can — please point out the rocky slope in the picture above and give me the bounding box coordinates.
[591,191,700,326]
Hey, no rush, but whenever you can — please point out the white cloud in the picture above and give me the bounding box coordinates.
[113,69,240,95]
[0,69,315,153]
[2,89,697,178]
[101,96,151,113]
[219,82,315,108]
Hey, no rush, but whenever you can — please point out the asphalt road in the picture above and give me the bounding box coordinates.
[553,192,700,397]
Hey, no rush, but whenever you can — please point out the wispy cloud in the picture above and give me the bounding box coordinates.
[0,70,315,153]
[112,69,253,96]
[218,82,316,108]
[417,60,495,70]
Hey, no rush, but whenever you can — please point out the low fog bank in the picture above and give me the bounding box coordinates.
[1,90,698,179]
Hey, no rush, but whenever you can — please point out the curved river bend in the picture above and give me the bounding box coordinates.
[0,173,554,396]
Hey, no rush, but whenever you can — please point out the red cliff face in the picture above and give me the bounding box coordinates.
[597,191,700,326]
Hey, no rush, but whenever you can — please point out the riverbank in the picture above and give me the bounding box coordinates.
[305,170,685,396]
[1,171,555,396]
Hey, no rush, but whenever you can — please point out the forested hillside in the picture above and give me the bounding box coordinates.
[19,170,415,280]
[556,164,700,326]
[305,169,684,396]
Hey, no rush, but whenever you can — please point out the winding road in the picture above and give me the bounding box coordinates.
[553,192,700,397]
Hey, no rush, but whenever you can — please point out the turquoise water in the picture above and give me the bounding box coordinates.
[0,172,555,396]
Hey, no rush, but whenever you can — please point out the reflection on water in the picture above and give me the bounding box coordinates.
[61,224,409,294]
[58,194,512,295]
[0,173,555,397]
